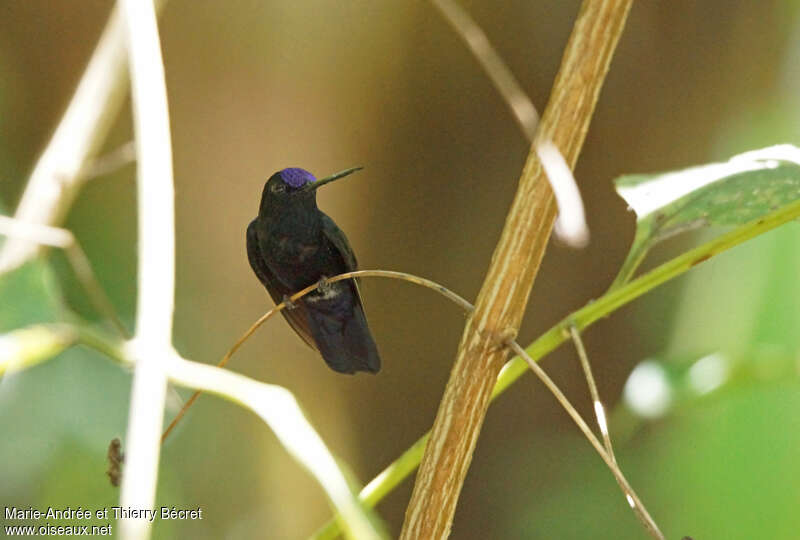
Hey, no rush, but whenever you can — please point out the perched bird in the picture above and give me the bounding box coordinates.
[246,167,381,374]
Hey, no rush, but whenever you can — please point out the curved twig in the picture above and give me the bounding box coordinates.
[161,270,472,442]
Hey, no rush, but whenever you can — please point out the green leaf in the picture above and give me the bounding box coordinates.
[611,145,800,289]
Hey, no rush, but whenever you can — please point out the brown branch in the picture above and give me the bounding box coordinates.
[400,2,634,538]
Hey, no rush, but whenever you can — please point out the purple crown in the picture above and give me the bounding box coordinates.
[280,168,316,188]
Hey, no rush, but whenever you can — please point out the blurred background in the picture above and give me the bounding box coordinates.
[2,1,800,538]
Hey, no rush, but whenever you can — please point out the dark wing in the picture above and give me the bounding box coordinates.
[320,211,362,301]
[320,210,368,321]
[317,213,381,374]
[320,212,370,305]
[246,219,316,350]
[320,212,358,271]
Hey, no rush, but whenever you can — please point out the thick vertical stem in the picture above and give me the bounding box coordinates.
[118,0,175,538]
[400,2,634,538]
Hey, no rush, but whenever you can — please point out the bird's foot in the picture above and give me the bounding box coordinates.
[317,276,332,295]
[282,294,297,310]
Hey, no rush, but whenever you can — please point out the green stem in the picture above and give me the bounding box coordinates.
[310,197,800,540]
[606,228,651,292]
[75,325,128,364]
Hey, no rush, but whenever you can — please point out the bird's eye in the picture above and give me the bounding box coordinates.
[270,182,287,193]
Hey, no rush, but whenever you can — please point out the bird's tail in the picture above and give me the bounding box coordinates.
[306,297,381,374]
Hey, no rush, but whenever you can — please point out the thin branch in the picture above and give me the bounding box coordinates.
[64,243,129,337]
[0,216,128,337]
[161,270,473,443]
[507,341,664,540]
[568,324,615,462]
[0,2,166,275]
[118,0,175,538]
[432,0,588,248]
[402,2,633,538]
[431,0,539,140]
[82,140,137,180]
[566,325,664,535]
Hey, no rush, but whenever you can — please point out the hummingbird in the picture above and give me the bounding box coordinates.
[246,167,381,374]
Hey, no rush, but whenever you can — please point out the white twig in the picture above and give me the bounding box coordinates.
[0,216,128,337]
[118,0,175,538]
[82,141,137,180]
[0,2,165,275]
[164,353,380,540]
[537,142,589,247]
[0,215,73,248]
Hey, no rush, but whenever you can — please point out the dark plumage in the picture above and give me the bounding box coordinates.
[246,167,381,374]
